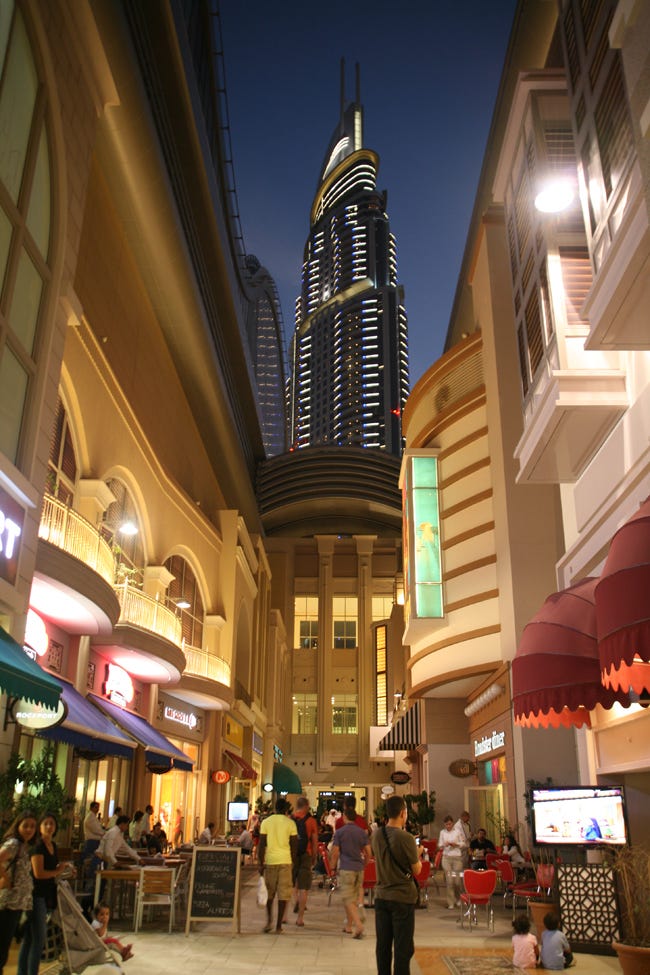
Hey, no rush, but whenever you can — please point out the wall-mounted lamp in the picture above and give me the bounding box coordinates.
[118,521,138,536]
[464,683,505,717]
[393,573,405,606]
[176,599,191,610]
[534,178,574,214]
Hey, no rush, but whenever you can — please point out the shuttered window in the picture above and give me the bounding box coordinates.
[560,247,593,328]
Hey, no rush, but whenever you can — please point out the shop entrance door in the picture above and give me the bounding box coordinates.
[464,784,505,845]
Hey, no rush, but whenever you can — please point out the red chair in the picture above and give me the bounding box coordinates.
[362,858,376,906]
[460,868,497,930]
[493,857,515,906]
[415,859,431,907]
[420,839,438,859]
[485,852,501,871]
[317,841,337,904]
[511,863,555,917]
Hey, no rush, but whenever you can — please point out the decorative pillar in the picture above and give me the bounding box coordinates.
[315,535,336,773]
[354,535,375,774]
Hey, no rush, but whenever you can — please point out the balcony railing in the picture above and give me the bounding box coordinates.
[183,644,231,686]
[114,582,183,648]
[39,494,115,586]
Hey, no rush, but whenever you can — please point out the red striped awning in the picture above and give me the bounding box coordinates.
[224,748,257,781]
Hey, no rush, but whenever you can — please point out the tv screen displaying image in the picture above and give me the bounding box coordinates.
[532,786,628,846]
[227,801,249,823]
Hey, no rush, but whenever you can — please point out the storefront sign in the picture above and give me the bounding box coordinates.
[449,759,477,778]
[211,769,230,785]
[103,663,134,707]
[13,696,66,730]
[0,486,24,587]
[24,609,49,658]
[252,731,263,755]
[474,730,505,757]
[273,744,283,762]
[164,704,198,730]
[390,770,411,785]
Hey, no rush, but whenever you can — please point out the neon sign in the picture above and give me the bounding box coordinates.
[103,663,134,707]
[0,486,24,586]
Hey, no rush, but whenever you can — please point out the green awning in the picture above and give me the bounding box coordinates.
[0,625,62,710]
[273,762,302,795]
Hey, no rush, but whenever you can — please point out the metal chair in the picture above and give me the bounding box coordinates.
[416,859,431,907]
[493,856,515,906]
[134,867,176,933]
[317,842,337,905]
[459,868,497,931]
[512,863,555,918]
[362,858,377,906]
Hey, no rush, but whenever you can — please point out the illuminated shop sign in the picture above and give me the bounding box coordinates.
[164,704,197,730]
[273,744,283,762]
[0,486,24,587]
[13,696,66,730]
[474,730,506,757]
[402,453,443,620]
[24,609,49,658]
[103,663,134,707]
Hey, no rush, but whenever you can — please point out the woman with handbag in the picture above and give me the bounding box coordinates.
[17,812,73,975]
[0,810,38,975]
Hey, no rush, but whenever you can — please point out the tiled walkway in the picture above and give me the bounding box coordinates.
[6,865,620,975]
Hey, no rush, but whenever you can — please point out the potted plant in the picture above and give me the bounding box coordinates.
[404,790,436,835]
[607,845,650,974]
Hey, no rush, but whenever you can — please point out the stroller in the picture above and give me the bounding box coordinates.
[49,881,123,975]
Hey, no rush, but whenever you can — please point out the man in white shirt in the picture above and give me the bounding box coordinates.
[99,816,141,868]
[438,815,467,909]
[82,801,105,877]
[455,810,472,869]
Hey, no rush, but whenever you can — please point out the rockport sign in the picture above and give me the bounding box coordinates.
[474,730,505,757]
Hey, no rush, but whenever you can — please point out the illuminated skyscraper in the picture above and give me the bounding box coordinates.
[290,65,409,456]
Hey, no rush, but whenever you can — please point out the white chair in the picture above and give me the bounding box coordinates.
[134,867,176,933]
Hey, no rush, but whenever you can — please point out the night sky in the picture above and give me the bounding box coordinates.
[219,1,518,386]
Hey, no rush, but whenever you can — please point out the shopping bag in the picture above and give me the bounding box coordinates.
[256,873,268,907]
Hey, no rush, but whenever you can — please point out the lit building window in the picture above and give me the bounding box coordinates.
[374,623,388,725]
[371,595,393,622]
[333,595,357,648]
[292,693,318,734]
[331,694,357,734]
[294,595,318,649]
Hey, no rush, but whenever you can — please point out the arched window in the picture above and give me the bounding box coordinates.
[102,478,145,585]
[164,554,204,648]
[46,398,77,505]
[0,2,53,466]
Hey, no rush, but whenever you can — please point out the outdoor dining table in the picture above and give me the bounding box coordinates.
[94,864,170,924]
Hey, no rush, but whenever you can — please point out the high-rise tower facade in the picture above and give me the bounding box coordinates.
[290,66,409,456]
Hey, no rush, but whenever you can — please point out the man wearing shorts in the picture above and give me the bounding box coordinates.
[330,805,372,938]
[292,796,318,926]
[258,798,298,933]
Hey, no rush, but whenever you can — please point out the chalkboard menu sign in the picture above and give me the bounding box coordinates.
[185,847,241,934]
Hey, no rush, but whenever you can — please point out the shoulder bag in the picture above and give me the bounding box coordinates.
[381,825,421,898]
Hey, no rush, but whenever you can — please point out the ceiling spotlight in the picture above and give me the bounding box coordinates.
[118,521,138,536]
[176,599,191,610]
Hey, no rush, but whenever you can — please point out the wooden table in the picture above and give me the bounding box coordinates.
[94,866,141,922]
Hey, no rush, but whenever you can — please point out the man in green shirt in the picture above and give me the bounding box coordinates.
[258,799,298,933]
[371,795,422,975]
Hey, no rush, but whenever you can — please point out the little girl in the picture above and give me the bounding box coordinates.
[92,903,134,961]
[512,912,539,969]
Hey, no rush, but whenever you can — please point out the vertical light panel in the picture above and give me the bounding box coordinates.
[405,455,443,618]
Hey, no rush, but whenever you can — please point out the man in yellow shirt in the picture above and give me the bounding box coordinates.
[258,798,298,933]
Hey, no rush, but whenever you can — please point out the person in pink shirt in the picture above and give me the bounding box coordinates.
[512,913,539,969]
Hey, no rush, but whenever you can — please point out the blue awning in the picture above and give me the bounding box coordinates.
[0,625,62,710]
[91,695,194,771]
[39,680,137,759]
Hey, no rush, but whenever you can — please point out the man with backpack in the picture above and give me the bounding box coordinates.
[291,796,318,926]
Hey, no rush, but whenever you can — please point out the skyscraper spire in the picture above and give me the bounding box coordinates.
[290,68,409,456]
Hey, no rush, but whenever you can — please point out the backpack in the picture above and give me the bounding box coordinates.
[294,812,313,856]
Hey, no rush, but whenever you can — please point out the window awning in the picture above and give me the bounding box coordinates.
[38,680,137,759]
[512,577,628,729]
[0,625,62,710]
[224,748,257,781]
[378,701,422,751]
[91,695,194,771]
[272,762,302,795]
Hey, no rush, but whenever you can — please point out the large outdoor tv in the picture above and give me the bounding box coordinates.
[531,786,628,846]
[227,800,249,823]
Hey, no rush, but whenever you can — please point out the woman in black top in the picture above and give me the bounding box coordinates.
[17,813,72,975]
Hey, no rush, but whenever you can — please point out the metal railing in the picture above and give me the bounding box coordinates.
[183,643,231,686]
[114,582,183,647]
[39,494,115,585]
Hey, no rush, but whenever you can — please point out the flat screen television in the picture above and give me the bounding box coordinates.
[531,786,628,846]
[227,800,249,823]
